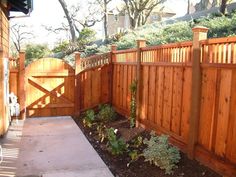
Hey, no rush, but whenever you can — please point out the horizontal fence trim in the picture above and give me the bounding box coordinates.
[113,62,137,65]
[141,62,192,67]
[28,72,74,77]
[141,41,193,51]
[139,119,187,143]
[201,63,236,68]
[10,69,18,73]
[27,103,74,109]
[195,145,236,177]
[200,36,236,45]
[113,48,137,54]
[79,63,110,73]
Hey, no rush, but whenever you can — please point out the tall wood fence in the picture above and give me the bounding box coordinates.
[8,26,236,177]
[75,27,236,177]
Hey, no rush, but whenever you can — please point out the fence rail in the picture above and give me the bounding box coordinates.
[80,53,110,71]
[201,36,236,64]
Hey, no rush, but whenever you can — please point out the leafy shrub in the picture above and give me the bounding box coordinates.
[143,131,181,175]
[98,104,116,122]
[25,44,51,65]
[196,14,236,38]
[106,128,127,155]
[83,109,95,128]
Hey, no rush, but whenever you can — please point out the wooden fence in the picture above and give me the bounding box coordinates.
[8,26,236,177]
[75,53,112,113]
[75,27,236,177]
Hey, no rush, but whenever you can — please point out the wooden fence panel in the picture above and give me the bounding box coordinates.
[79,64,110,111]
[198,67,235,159]
[226,69,236,164]
[138,64,191,145]
[112,63,137,116]
[9,70,18,96]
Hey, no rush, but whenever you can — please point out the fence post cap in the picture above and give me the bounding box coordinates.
[192,26,209,33]
[137,39,146,42]
[74,51,81,55]
[137,39,146,48]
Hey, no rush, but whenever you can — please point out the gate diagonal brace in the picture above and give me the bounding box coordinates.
[28,76,73,104]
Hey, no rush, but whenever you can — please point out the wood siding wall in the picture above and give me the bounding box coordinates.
[0,7,9,136]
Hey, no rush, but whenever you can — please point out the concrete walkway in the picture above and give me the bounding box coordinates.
[0,116,114,177]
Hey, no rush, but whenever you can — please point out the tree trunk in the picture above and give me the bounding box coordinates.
[220,0,228,14]
[103,0,108,41]
[58,0,76,42]
[187,0,190,14]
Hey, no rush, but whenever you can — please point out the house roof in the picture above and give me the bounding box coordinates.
[8,0,33,14]
[152,6,176,15]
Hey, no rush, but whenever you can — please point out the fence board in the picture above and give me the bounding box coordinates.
[123,65,128,110]
[171,67,183,135]
[214,69,232,157]
[140,66,149,120]
[148,66,156,123]
[198,68,217,151]
[162,67,173,131]
[155,67,164,125]
[181,68,192,143]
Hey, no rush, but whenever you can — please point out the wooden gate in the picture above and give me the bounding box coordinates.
[25,58,75,117]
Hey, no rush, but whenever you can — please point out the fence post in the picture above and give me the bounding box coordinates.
[136,39,146,127]
[188,26,208,159]
[19,51,26,119]
[75,52,81,116]
[110,45,117,105]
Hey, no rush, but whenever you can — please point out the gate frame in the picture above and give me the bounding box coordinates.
[19,56,76,119]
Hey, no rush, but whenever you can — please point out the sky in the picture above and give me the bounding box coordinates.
[10,0,200,48]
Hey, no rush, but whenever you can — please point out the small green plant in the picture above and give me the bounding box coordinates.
[98,104,116,122]
[129,80,137,128]
[83,109,95,128]
[127,136,143,167]
[131,136,143,148]
[129,150,139,161]
[106,128,127,155]
[142,131,181,175]
[127,150,140,167]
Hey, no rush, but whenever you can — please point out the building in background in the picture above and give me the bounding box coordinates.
[105,5,176,36]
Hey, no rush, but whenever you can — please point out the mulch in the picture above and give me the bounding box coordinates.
[73,115,221,177]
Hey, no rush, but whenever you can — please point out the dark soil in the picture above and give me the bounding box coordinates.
[73,115,221,177]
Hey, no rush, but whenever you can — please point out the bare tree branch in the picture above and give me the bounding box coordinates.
[10,24,34,53]
[123,0,166,29]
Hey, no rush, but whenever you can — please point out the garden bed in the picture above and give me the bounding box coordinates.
[73,107,221,177]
